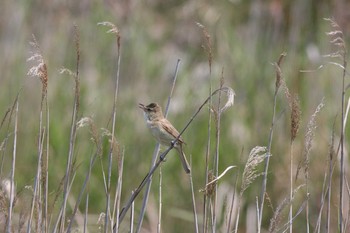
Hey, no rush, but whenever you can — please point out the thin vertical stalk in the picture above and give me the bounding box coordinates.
[0,107,11,177]
[26,36,48,232]
[130,192,135,233]
[339,57,347,233]
[189,155,199,233]
[226,175,237,233]
[27,97,45,233]
[84,193,89,233]
[196,22,213,233]
[157,166,162,233]
[256,197,260,233]
[306,161,309,233]
[43,95,49,233]
[7,96,19,233]
[326,153,333,233]
[259,53,285,229]
[59,73,78,231]
[289,141,294,233]
[59,26,80,232]
[113,151,124,233]
[212,74,224,233]
[105,44,121,233]
[203,83,212,233]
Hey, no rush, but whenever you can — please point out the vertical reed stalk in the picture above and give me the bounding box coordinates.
[289,141,294,233]
[259,53,285,229]
[196,22,213,233]
[212,72,224,233]
[104,26,121,233]
[157,166,162,233]
[7,96,19,233]
[189,155,199,233]
[26,35,48,233]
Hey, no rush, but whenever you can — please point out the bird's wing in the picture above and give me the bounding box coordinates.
[160,118,185,144]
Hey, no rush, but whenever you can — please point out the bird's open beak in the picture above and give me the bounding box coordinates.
[138,103,146,111]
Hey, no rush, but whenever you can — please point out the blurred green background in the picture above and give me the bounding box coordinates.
[1,0,349,232]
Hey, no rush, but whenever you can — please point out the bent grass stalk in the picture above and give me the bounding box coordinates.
[135,59,181,233]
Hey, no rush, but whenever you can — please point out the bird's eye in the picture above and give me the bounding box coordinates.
[148,103,157,108]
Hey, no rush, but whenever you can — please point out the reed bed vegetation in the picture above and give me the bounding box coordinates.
[0,1,349,232]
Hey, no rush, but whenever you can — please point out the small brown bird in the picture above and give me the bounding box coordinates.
[139,103,191,174]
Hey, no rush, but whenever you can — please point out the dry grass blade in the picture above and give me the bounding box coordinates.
[218,87,235,113]
[200,166,236,193]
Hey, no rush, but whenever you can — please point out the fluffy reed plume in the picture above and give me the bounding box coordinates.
[77,117,100,149]
[323,18,346,60]
[241,146,268,194]
[234,146,267,232]
[97,21,120,48]
[295,98,325,181]
[27,35,48,94]
[196,22,212,72]
[279,69,301,139]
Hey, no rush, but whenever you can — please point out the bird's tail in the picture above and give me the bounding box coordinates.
[176,145,191,174]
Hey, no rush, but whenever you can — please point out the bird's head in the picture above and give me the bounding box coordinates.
[138,102,163,120]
